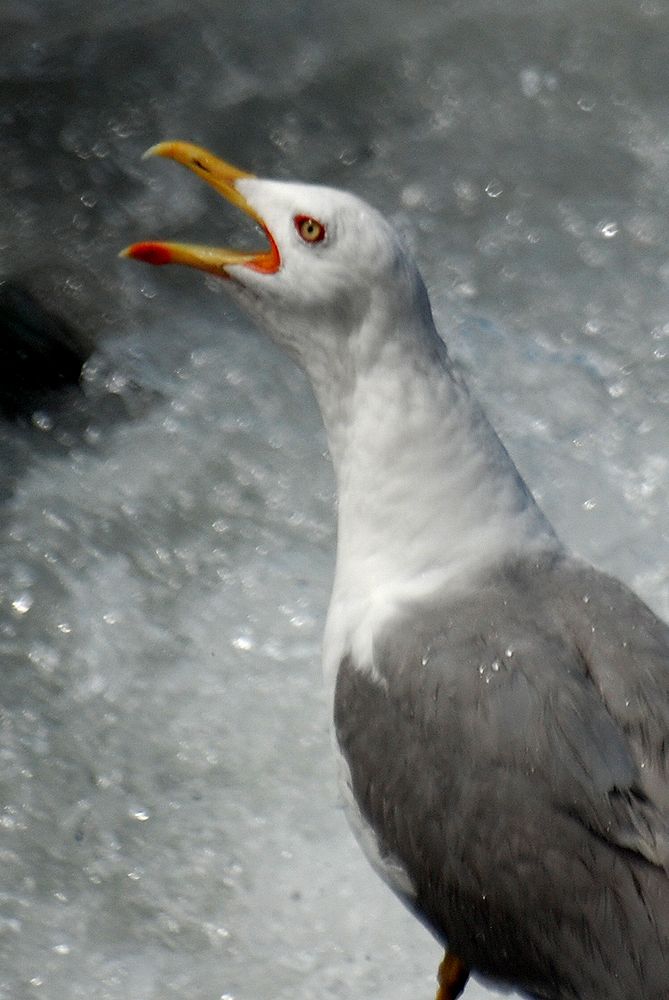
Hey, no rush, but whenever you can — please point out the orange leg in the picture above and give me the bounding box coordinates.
[435,950,469,1000]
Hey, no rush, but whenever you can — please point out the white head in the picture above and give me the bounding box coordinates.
[122,141,437,380]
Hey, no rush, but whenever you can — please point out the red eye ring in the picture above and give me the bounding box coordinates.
[294,215,326,244]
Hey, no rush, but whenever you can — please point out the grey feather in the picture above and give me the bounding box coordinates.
[335,552,669,1000]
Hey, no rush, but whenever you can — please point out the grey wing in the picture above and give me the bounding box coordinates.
[430,554,669,869]
[334,559,669,998]
[556,557,669,825]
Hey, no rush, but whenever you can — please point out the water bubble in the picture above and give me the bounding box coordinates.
[84,426,101,445]
[577,96,596,112]
[338,148,358,166]
[455,281,477,299]
[519,68,542,98]
[597,220,619,239]
[106,372,129,395]
[31,411,53,432]
[191,349,209,368]
[108,118,132,138]
[92,141,109,159]
[131,809,149,822]
[28,643,60,673]
[11,592,33,616]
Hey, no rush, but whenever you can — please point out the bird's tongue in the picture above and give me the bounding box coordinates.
[121,141,280,276]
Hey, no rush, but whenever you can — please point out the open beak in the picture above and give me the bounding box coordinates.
[120,141,280,276]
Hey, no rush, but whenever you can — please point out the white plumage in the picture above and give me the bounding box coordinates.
[124,142,669,1000]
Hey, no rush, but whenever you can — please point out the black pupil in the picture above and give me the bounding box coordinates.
[296,216,323,242]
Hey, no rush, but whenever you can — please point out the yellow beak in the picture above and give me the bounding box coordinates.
[120,141,280,276]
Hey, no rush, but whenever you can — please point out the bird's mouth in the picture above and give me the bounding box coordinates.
[121,141,281,276]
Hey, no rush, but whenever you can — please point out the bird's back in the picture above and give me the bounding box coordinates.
[334,551,669,999]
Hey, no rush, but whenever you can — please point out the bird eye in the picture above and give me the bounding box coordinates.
[294,215,326,244]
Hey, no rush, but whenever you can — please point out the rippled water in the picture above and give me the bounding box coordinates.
[2,2,669,998]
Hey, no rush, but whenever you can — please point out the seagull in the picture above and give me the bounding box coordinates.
[123,141,669,1000]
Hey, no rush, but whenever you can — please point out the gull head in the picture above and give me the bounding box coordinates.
[122,141,432,372]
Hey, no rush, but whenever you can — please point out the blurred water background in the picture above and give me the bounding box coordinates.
[2,2,669,998]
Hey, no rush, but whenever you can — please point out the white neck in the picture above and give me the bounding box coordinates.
[310,302,558,684]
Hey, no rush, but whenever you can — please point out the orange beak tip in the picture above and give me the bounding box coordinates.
[121,242,173,266]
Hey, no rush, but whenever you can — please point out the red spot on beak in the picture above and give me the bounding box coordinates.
[126,242,173,265]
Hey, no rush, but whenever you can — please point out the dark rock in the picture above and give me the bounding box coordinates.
[0,281,92,418]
